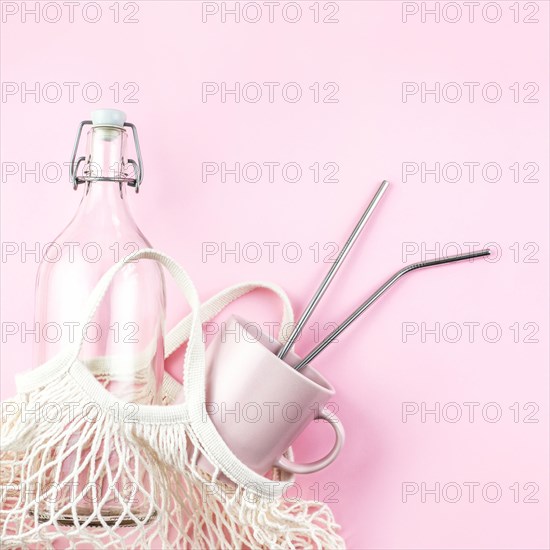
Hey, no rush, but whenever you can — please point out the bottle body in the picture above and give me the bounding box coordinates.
[34,180,166,403]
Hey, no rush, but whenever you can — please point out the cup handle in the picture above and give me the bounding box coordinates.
[274,408,345,475]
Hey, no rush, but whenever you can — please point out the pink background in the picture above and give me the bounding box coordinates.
[1,1,548,548]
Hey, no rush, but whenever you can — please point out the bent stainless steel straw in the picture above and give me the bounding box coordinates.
[293,249,490,372]
[277,180,390,360]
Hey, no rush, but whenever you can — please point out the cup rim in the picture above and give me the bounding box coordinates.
[231,314,336,397]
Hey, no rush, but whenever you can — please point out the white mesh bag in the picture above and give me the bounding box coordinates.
[0,249,344,549]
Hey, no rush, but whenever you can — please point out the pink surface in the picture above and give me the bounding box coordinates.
[1,1,548,548]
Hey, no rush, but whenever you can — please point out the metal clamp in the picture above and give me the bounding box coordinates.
[69,120,144,192]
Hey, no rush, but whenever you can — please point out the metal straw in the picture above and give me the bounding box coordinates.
[277,180,390,360]
[293,249,491,371]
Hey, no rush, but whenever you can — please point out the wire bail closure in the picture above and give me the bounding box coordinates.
[69,120,144,192]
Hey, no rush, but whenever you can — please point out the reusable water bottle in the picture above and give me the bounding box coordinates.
[34,109,166,404]
[32,110,165,525]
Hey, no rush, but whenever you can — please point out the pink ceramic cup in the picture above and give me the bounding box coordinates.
[203,315,344,476]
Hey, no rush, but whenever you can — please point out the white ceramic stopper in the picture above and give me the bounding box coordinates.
[91,109,126,128]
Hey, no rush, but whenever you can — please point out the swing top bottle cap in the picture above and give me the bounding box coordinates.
[91,108,126,128]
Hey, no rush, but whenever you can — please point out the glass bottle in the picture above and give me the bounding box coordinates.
[32,109,165,525]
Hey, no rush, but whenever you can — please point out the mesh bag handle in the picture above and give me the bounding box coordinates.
[59,248,295,496]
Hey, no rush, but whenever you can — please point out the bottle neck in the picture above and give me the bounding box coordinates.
[85,126,127,180]
[75,126,136,225]
[76,179,134,222]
